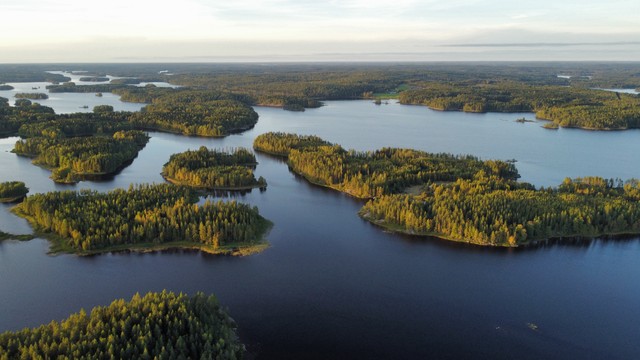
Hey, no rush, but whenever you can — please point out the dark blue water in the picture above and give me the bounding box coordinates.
[1,101,639,359]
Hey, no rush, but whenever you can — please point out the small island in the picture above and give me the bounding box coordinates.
[0,291,244,359]
[13,130,149,184]
[0,84,14,90]
[0,181,29,202]
[162,147,266,190]
[0,230,34,241]
[15,92,49,100]
[12,183,271,255]
[129,97,259,137]
[79,76,110,82]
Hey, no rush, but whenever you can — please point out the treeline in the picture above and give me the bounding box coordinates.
[254,132,518,198]
[253,132,332,157]
[0,291,244,359]
[13,130,149,183]
[361,174,640,246]
[129,96,258,137]
[13,183,270,253]
[46,82,129,93]
[0,66,70,83]
[0,181,29,202]
[79,76,110,82]
[17,108,132,138]
[399,81,640,130]
[14,92,48,100]
[0,231,33,241]
[2,89,258,139]
[0,97,56,137]
[163,147,266,190]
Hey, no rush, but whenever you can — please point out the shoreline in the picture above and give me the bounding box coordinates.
[11,206,273,257]
[162,175,266,191]
[359,211,640,248]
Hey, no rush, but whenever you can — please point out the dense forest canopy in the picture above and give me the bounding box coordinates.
[254,132,519,199]
[399,81,640,129]
[361,174,640,246]
[163,147,266,190]
[129,97,258,137]
[0,291,244,359]
[14,93,49,100]
[13,183,270,254]
[13,130,149,183]
[0,97,56,137]
[0,181,29,202]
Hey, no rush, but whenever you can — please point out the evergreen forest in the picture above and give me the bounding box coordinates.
[12,184,270,254]
[163,147,266,190]
[0,291,244,359]
[254,132,519,199]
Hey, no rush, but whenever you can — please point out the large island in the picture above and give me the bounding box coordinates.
[254,132,640,247]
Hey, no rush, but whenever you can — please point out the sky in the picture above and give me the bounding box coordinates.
[0,0,639,62]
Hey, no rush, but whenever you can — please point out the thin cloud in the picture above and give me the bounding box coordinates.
[443,41,640,47]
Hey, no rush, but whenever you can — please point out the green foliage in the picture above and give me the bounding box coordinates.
[46,82,128,93]
[254,132,519,199]
[253,132,333,156]
[13,131,149,183]
[361,175,640,246]
[13,183,269,252]
[128,92,258,137]
[0,98,56,137]
[399,81,640,130]
[0,181,29,201]
[14,93,49,100]
[0,291,244,359]
[0,231,34,241]
[17,111,132,138]
[163,147,266,190]
[79,76,110,82]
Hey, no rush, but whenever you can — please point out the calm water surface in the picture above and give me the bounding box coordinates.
[1,101,639,359]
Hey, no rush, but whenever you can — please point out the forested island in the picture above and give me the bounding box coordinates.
[79,76,110,82]
[13,130,149,183]
[254,132,640,247]
[163,147,266,190]
[254,132,518,199]
[398,82,640,130]
[14,92,49,100]
[0,84,14,90]
[0,181,29,202]
[0,291,244,359]
[2,89,258,139]
[0,231,33,241]
[128,92,259,137]
[12,183,271,255]
[360,175,640,247]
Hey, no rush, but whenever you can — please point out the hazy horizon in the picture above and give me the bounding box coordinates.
[1,0,638,63]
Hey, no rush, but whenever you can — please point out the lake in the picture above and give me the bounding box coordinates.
[1,100,639,359]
